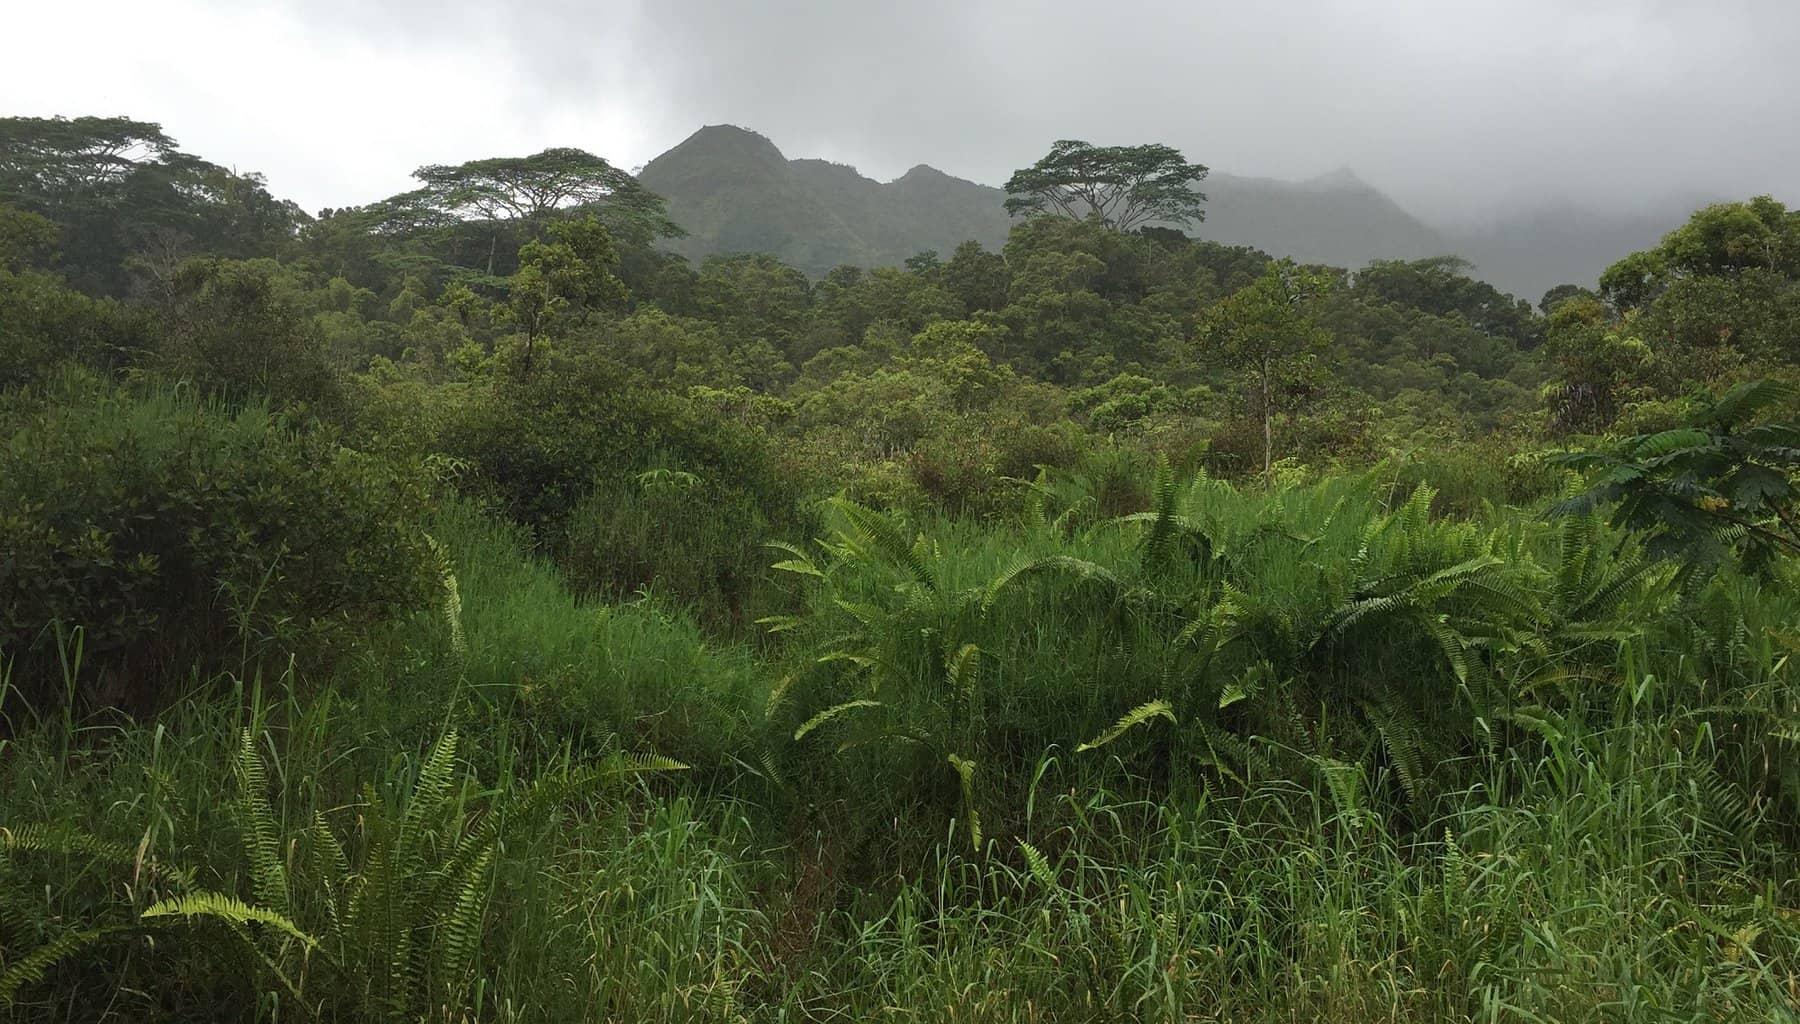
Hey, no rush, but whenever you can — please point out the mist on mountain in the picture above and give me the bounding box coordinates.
[638,124,1715,301]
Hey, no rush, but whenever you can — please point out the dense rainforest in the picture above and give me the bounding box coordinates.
[2,114,1799,1021]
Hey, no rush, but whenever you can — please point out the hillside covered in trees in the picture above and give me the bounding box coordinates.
[639,125,1456,281]
[635,124,1703,300]
[2,113,1800,1021]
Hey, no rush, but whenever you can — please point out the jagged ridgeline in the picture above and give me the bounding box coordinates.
[636,125,1705,298]
[639,125,1445,277]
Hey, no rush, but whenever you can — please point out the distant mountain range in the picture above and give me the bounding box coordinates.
[637,125,1698,302]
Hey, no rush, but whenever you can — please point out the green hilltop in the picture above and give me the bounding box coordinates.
[642,125,1449,278]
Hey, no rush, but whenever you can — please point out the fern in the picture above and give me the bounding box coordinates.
[1364,694,1430,804]
[141,891,319,951]
[432,844,493,1003]
[827,498,937,591]
[1018,841,1057,892]
[424,533,465,658]
[766,540,826,579]
[1707,379,1797,428]
[947,643,983,740]
[982,555,1123,610]
[0,822,136,864]
[947,753,982,852]
[0,823,195,889]
[234,728,288,916]
[1142,457,1178,570]
[1077,699,1176,753]
[307,812,350,934]
[793,699,885,741]
[1628,427,1712,459]
[0,926,131,1004]
[1314,756,1368,827]
[141,892,317,1005]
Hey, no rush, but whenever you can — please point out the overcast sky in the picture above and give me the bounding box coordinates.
[6,0,1797,226]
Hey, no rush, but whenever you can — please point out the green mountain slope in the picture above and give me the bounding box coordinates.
[639,125,1011,274]
[1200,167,1446,270]
[640,125,1589,297]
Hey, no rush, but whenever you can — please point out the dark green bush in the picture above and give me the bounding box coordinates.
[560,466,781,630]
[436,356,805,630]
[0,269,158,388]
[0,384,434,713]
[157,258,346,420]
[438,357,791,535]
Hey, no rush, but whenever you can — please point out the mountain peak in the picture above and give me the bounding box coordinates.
[654,124,787,168]
[1302,165,1370,191]
[642,124,791,190]
[897,163,949,182]
[687,123,781,148]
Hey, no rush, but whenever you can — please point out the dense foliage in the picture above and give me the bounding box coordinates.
[0,381,433,714]
[2,114,1798,1021]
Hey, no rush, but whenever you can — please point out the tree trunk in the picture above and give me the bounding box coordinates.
[1261,359,1273,483]
[487,231,498,278]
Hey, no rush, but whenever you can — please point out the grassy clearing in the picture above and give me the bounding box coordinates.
[3,471,1798,1022]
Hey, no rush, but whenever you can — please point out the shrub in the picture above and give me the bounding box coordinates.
[0,269,158,388]
[0,384,434,713]
[157,258,345,420]
[560,466,782,630]
[438,356,792,541]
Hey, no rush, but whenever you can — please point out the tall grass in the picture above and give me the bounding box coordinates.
[3,469,1797,1021]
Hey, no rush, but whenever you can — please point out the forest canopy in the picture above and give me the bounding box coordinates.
[3,113,1799,1021]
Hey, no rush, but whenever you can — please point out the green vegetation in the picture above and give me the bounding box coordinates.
[2,114,1799,1021]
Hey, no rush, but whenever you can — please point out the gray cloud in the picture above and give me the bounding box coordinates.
[8,0,1798,225]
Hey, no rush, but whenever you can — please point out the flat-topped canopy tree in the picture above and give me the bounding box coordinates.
[0,116,177,195]
[0,116,305,294]
[411,147,681,274]
[1003,140,1208,232]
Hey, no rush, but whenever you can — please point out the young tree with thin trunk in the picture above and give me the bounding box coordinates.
[1202,260,1335,480]
[507,214,629,375]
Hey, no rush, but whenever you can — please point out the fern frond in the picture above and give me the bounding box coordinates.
[1425,615,1472,683]
[401,731,460,851]
[0,926,130,1004]
[424,534,466,658]
[1018,841,1057,892]
[983,555,1123,609]
[828,498,937,591]
[433,844,493,1001]
[307,812,350,933]
[1698,772,1755,840]
[1364,695,1429,805]
[793,699,884,741]
[0,823,136,864]
[1628,427,1712,459]
[947,754,982,852]
[1314,756,1367,825]
[142,891,319,950]
[947,643,982,728]
[765,673,799,720]
[0,822,196,890]
[234,729,288,915]
[766,541,826,578]
[1142,458,1178,570]
[1708,379,1798,428]
[1077,699,1176,753]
